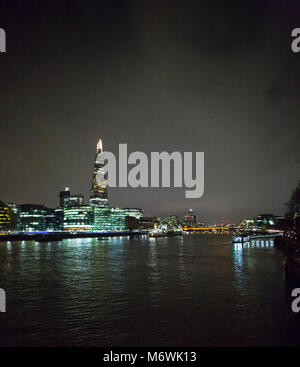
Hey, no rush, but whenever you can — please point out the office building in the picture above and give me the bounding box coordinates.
[17,204,48,232]
[93,207,126,231]
[139,217,159,231]
[124,208,143,220]
[45,208,58,231]
[0,201,16,231]
[63,205,93,231]
[59,187,84,208]
[59,187,71,208]
[69,194,84,207]
[182,209,197,228]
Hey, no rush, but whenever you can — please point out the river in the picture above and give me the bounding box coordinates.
[0,234,299,346]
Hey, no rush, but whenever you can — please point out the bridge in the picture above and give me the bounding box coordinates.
[183,227,230,232]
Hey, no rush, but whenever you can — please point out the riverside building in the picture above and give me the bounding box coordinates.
[0,201,16,231]
[17,204,48,232]
[93,207,126,231]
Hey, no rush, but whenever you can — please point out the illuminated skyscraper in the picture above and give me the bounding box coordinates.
[184,209,196,222]
[90,138,109,207]
[59,187,71,208]
[182,209,197,228]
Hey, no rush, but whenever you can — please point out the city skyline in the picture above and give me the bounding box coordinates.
[0,135,297,223]
[1,1,300,351]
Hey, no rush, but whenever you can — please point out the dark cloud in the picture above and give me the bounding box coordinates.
[0,0,299,223]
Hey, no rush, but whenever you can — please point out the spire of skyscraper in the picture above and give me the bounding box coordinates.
[90,138,109,207]
[96,138,103,153]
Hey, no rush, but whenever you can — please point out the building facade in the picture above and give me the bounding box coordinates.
[17,204,48,232]
[0,201,16,231]
[45,208,58,231]
[182,209,197,228]
[59,187,71,208]
[59,187,84,208]
[139,216,159,231]
[63,205,93,231]
[124,208,143,220]
[93,207,126,231]
[160,215,180,231]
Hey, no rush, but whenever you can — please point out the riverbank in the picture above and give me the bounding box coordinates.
[0,231,144,242]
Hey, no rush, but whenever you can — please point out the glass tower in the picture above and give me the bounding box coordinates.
[93,207,126,231]
[63,206,93,231]
[90,138,109,207]
[17,204,47,232]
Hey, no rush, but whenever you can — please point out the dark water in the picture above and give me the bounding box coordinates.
[0,234,300,347]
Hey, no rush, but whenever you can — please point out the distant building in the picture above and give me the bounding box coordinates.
[54,208,64,230]
[69,194,84,207]
[18,204,48,232]
[0,201,17,231]
[59,187,84,208]
[58,188,86,230]
[93,207,112,231]
[124,208,143,220]
[164,215,179,226]
[45,208,58,231]
[184,209,196,222]
[90,138,109,207]
[240,218,255,229]
[125,216,140,231]
[254,214,282,227]
[139,217,159,231]
[182,209,197,228]
[159,215,180,231]
[5,202,19,216]
[109,208,127,231]
[93,207,126,231]
[59,187,71,208]
[63,205,93,231]
[240,214,287,231]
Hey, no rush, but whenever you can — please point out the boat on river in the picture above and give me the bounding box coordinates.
[232,231,282,243]
[149,230,183,238]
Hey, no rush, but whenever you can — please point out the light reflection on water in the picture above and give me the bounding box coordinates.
[0,234,300,346]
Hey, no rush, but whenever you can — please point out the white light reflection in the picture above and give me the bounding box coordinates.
[178,236,186,283]
[233,238,274,250]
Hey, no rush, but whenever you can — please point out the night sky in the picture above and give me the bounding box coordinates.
[0,0,299,223]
